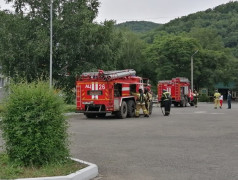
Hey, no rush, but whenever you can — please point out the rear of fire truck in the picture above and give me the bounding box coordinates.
[172,77,194,107]
[76,69,144,119]
[157,80,172,104]
[157,77,194,107]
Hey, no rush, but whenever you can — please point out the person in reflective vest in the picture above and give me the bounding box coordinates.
[144,87,153,115]
[133,88,149,117]
[161,89,171,116]
[213,89,221,109]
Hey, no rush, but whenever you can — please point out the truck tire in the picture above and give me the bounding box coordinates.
[85,113,96,118]
[116,101,127,119]
[127,100,135,117]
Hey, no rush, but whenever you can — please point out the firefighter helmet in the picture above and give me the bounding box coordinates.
[146,86,151,92]
[144,87,148,93]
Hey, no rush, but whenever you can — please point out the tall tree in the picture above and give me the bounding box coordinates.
[146,35,199,80]
[1,0,126,102]
[144,34,235,89]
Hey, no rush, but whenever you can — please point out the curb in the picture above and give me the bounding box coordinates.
[16,158,98,180]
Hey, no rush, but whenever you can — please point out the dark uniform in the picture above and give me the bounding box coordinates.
[193,90,199,107]
[227,90,232,109]
[161,89,171,116]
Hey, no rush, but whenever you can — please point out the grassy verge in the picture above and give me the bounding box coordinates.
[0,153,87,179]
[63,104,76,113]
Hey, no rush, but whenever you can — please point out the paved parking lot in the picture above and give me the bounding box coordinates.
[1,102,238,180]
[68,102,238,180]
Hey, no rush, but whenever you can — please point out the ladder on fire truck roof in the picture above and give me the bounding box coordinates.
[158,80,171,84]
[173,77,190,83]
[80,69,136,81]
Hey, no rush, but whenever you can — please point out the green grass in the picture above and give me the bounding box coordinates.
[0,153,87,179]
[0,104,4,113]
[63,104,76,113]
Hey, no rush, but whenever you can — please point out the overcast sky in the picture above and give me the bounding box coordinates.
[95,0,234,24]
[0,0,235,24]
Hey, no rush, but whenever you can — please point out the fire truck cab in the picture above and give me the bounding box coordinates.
[157,77,194,107]
[76,69,149,118]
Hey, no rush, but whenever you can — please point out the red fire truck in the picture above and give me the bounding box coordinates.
[76,69,152,118]
[157,77,194,107]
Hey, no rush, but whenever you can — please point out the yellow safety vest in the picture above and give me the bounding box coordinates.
[214,92,221,100]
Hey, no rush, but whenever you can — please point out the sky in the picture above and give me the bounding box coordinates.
[95,0,234,24]
[0,0,235,24]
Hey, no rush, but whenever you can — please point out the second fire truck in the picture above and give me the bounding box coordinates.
[76,69,152,118]
[157,77,194,107]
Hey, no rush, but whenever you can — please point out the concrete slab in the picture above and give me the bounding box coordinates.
[16,158,98,180]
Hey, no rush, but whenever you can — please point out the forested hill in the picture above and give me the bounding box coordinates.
[0,0,237,97]
[116,21,162,33]
[147,1,238,55]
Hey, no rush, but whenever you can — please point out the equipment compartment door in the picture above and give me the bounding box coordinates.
[76,83,82,109]
[113,83,122,111]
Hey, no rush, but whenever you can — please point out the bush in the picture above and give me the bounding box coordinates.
[63,104,76,113]
[198,94,210,102]
[0,104,4,113]
[1,81,69,166]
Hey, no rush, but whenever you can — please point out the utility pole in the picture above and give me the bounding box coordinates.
[191,50,199,93]
[50,0,53,88]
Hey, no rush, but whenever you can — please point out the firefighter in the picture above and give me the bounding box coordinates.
[133,88,149,117]
[214,89,221,109]
[193,90,199,107]
[144,87,153,115]
[227,90,232,109]
[161,89,171,116]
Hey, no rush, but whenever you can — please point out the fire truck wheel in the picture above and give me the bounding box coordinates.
[116,101,128,119]
[127,100,135,117]
[85,113,96,118]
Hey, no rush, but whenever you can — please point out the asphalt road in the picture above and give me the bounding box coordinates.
[1,102,238,180]
[68,102,238,180]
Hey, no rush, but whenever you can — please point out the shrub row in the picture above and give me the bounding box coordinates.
[1,81,69,166]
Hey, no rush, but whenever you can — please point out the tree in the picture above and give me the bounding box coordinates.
[188,28,224,51]
[146,35,200,80]
[1,81,69,166]
[193,49,233,90]
[144,34,235,89]
[0,0,127,102]
[0,11,47,82]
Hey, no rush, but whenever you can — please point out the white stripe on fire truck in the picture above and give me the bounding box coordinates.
[122,87,130,91]
[95,82,98,99]
[92,82,95,99]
